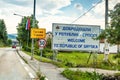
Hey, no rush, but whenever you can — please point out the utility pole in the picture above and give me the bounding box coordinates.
[104,0,109,61]
[31,0,36,60]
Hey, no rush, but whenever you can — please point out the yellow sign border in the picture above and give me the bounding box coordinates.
[31,28,46,39]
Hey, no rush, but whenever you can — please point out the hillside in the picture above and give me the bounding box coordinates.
[8,34,17,40]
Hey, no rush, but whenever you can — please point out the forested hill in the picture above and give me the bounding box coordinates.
[8,34,17,40]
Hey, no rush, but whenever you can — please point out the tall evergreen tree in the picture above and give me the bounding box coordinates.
[0,19,8,45]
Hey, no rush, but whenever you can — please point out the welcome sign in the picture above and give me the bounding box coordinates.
[52,23,100,51]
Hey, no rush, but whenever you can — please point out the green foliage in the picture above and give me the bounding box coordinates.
[7,39,12,46]
[17,15,39,49]
[46,37,51,49]
[57,52,92,67]
[23,48,120,70]
[42,48,53,58]
[62,69,120,80]
[23,46,31,52]
[113,53,120,59]
[97,3,120,53]
[39,76,45,80]
[56,52,119,70]
[36,71,46,80]
[61,69,103,80]
[97,30,106,40]
[0,19,8,46]
[114,72,120,77]
[108,3,120,45]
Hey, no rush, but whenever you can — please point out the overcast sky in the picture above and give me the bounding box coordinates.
[0,0,120,34]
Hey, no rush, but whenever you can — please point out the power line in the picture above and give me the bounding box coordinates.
[71,0,103,23]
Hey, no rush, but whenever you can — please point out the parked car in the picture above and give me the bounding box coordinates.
[12,45,16,48]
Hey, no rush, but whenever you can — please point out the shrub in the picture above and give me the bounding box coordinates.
[113,53,120,59]
[61,69,104,80]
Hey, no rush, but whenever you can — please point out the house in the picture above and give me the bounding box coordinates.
[100,39,117,53]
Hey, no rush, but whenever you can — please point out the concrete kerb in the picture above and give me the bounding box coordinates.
[16,49,47,80]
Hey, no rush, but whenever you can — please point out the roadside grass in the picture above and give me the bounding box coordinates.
[23,50,119,70]
[61,69,104,80]
[23,51,52,63]
[57,52,119,70]
[22,50,120,80]
[23,50,65,67]
[62,69,120,80]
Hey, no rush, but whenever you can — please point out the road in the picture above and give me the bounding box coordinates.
[0,48,36,80]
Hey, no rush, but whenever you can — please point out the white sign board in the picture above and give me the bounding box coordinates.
[52,23,100,51]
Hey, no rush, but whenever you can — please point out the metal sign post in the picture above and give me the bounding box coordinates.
[38,39,46,61]
[93,52,97,70]
[53,50,58,61]
[104,0,109,61]
[39,47,43,61]
[87,51,98,70]
[31,0,36,60]
[31,28,46,60]
[104,41,109,61]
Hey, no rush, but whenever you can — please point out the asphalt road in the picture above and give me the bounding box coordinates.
[0,48,35,80]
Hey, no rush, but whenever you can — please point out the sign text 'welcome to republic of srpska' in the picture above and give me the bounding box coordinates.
[52,23,100,51]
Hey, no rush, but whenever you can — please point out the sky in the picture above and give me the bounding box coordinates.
[0,0,120,34]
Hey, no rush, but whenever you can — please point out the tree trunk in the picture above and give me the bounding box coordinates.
[117,44,120,53]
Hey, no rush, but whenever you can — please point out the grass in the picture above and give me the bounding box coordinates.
[23,50,66,67]
[23,50,120,70]
[61,69,104,80]
[21,49,120,80]
[57,51,119,70]
[62,69,120,80]
[23,51,52,62]
[22,50,120,80]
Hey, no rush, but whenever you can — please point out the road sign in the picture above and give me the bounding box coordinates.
[31,28,46,39]
[38,39,46,48]
[52,23,100,51]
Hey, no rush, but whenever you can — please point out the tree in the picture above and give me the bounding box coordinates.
[108,3,120,53]
[0,19,8,46]
[98,3,120,53]
[17,15,39,49]
[7,39,12,46]
[46,37,51,49]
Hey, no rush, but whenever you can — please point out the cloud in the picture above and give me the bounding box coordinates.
[38,15,74,32]
[92,0,105,17]
[73,0,120,29]
[74,3,83,11]
[74,12,105,29]
[109,0,120,10]
[1,0,33,7]
[0,0,72,33]
[37,0,71,15]
[92,0,120,17]
[37,0,71,10]
[0,0,120,34]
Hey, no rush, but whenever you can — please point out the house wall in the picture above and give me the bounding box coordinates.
[100,43,117,53]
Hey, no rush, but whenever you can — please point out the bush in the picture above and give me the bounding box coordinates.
[113,53,120,59]
[43,48,53,53]
[61,69,104,80]
[42,48,53,58]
